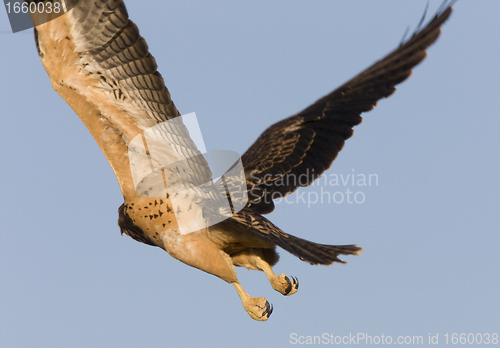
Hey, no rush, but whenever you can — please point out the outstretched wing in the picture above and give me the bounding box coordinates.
[31,0,212,199]
[242,5,453,215]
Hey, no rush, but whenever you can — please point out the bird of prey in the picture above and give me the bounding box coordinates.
[31,0,452,321]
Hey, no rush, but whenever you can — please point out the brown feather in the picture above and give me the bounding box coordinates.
[242,7,452,215]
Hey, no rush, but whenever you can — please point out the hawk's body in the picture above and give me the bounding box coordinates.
[31,0,452,320]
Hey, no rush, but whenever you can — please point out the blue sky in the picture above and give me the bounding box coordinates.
[1,1,499,347]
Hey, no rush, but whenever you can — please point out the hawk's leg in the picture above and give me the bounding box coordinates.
[255,257,299,296]
[231,248,299,296]
[232,281,273,321]
[161,231,273,321]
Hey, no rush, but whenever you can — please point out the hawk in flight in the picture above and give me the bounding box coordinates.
[31,0,452,320]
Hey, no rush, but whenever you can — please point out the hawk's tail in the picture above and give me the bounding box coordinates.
[231,209,363,265]
[265,231,363,265]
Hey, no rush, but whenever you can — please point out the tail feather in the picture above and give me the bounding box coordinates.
[230,209,363,265]
[265,232,363,265]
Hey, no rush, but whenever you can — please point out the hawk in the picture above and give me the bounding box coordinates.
[31,0,452,320]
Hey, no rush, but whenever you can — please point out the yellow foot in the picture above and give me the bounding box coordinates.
[233,282,273,321]
[241,296,273,321]
[255,257,299,296]
[271,274,299,296]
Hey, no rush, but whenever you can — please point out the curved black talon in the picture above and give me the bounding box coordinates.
[262,301,273,318]
[284,276,293,295]
[282,275,299,295]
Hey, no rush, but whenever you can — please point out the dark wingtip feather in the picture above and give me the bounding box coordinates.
[400,1,454,47]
